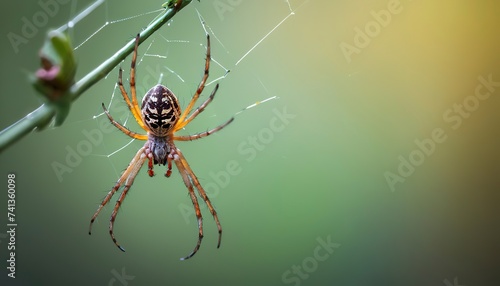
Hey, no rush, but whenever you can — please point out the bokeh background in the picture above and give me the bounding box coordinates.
[1,0,499,285]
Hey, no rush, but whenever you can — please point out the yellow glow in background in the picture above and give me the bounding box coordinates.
[0,0,499,285]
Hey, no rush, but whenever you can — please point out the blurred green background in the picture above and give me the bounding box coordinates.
[1,0,499,285]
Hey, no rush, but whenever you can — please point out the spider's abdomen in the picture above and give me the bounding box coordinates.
[141,84,181,137]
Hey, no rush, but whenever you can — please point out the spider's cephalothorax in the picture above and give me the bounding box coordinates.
[89,33,234,260]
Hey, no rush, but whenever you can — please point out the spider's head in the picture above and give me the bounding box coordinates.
[141,84,181,137]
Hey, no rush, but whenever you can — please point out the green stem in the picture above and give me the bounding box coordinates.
[0,0,192,153]
[0,105,55,152]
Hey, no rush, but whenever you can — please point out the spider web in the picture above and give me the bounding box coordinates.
[55,0,307,181]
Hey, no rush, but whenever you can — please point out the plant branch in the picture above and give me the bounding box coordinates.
[0,0,193,153]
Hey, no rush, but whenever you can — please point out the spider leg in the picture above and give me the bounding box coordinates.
[147,154,155,177]
[174,83,219,132]
[89,146,147,235]
[102,103,148,140]
[174,34,211,129]
[117,34,148,132]
[129,34,141,123]
[165,154,173,177]
[174,148,222,260]
[172,151,204,260]
[89,179,125,235]
[173,117,234,141]
[178,148,222,248]
[108,147,147,251]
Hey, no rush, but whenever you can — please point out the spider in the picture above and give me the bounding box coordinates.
[88,33,233,260]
